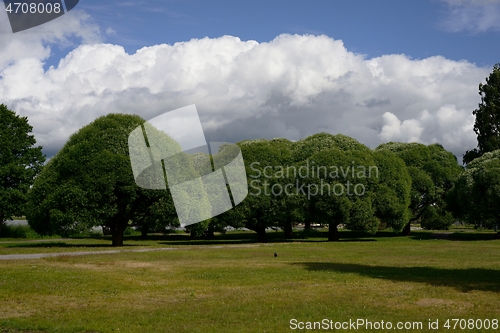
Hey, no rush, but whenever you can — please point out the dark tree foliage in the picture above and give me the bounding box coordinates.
[464,64,500,165]
[0,104,45,235]
[132,191,178,239]
[26,114,177,246]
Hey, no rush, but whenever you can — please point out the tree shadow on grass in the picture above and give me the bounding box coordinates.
[295,239,378,243]
[293,262,500,293]
[155,239,378,246]
[159,239,260,246]
[125,232,259,246]
[4,242,139,248]
[409,232,499,241]
[448,232,498,241]
[127,231,378,245]
[409,233,434,240]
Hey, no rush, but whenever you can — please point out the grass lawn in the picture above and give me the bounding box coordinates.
[1,231,500,332]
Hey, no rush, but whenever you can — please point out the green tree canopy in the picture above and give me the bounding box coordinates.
[231,133,413,242]
[372,150,411,232]
[292,133,371,163]
[0,104,45,235]
[302,146,378,241]
[464,63,500,165]
[26,114,181,246]
[292,133,373,235]
[232,137,295,242]
[449,149,500,237]
[376,142,462,234]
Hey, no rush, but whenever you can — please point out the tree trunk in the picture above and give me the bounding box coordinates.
[256,226,268,243]
[328,222,339,242]
[304,203,315,232]
[245,222,268,243]
[112,231,124,247]
[141,227,148,240]
[304,220,311,232]
[111,220,127,247]
[402,222,411,236]
[284,221,293,239]
[205,229,215,240]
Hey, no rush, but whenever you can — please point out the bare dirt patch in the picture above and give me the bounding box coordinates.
[53,260,172,272]
[0,308,32,320]
[415,298,473,309]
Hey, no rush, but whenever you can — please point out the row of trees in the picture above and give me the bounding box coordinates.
[0,111,475,245]
[222,135,464,242]
[1,64,499,246]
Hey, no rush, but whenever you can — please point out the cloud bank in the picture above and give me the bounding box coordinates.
[0,15,491,160]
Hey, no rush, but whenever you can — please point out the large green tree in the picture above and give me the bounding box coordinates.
[291,133,394,241]
[301,146,377,241]
[376,142,462,235]
[26,114,180,246]
[254,138,300,239]
[372,149,411,232]
[464,63,500,165]
[449,150,500,237]
[235,138,295,242]
[0,104,45,235]
[291,133,375,235]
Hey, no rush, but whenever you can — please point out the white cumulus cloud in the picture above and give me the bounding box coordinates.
[379,112,424,143]
[0,26,491,161]
[0,8,102,69]
[379,105,477,154]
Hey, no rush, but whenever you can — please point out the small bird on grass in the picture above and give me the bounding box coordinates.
[274,252,277,257]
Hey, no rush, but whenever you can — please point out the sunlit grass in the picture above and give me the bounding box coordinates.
[1,234,499,332]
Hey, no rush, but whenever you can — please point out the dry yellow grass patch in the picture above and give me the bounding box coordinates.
[415,298,474,309]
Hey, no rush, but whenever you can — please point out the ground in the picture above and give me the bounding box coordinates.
[0,230,499,332]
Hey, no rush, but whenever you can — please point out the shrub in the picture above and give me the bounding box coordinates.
[0,225,41,238]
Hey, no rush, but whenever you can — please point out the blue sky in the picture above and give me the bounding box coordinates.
[76,0,498,66]
[0,0,499,159]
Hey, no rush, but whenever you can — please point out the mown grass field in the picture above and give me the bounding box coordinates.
[1,230,500,333]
